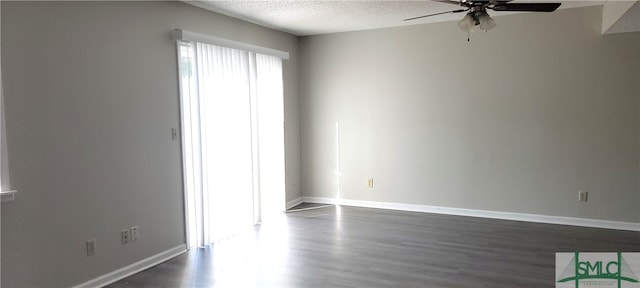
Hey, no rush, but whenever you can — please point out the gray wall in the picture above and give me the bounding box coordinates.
[299,6,640,222]
[0,1,300,287]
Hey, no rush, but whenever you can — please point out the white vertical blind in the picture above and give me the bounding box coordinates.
[0,22,17,202]
[178,36,286,247]
[255,54,286,219]
[197,42,255,244]
[0,54,8,191]
[171,29,289,60]
[177,41,200,248]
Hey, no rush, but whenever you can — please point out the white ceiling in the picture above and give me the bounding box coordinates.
[184,0,605,36]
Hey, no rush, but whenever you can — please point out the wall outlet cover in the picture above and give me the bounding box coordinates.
[131,226,139,241]
[121,229,130,244]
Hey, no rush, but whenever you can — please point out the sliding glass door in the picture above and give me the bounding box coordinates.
[177,40,286,247]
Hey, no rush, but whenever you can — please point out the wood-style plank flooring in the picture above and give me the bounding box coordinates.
[107,205,639,287]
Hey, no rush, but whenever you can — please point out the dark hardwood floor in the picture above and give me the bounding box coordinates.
[107,205,639,287]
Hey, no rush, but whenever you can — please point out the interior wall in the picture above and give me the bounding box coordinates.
[299,5,640,223]
[0,1,300,287]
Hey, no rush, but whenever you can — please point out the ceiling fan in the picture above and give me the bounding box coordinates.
[404,0,561,34]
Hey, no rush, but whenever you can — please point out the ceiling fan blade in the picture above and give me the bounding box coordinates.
[432,0,515,6]
[431,0,466,6]
[491,2,561,12]
[404,8,468,21]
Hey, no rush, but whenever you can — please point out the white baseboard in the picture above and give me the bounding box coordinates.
[301,197,640,232]
[302,196,339,205]
[72,244,187,288]
[285,197,304,210]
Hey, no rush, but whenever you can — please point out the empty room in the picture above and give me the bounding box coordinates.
[1,0,639,287]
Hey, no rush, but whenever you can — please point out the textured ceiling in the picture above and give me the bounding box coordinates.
[185,0,604,36]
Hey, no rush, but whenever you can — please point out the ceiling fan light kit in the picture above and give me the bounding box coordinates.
[457,11,496,32]
[405,0,560,39]
[478,13,496,31]
[457,13,476,32]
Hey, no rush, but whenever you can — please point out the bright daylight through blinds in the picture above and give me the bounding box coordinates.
[0,41,16,203]
[177,39,286,247]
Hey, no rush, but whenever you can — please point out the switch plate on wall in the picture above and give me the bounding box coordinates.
[86,239,96,256]
[578,191,588,202]
[367,178,374,188]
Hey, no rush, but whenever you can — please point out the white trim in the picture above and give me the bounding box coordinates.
[302,196,338,205]
[176,41,193,251]
[171,29,290,60]
[0,190,16,203]
[301,197,640,232]
[285,197,304,210]
[72,244,187,288]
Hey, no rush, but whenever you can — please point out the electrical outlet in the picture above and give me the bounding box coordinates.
[121,229,130,244]
[86,239,96,256]
[367,178,374,188]
[579,190,588,202]
[131,226,139,242]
